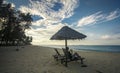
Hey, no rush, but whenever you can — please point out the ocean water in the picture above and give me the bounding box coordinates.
[45,45,120,52]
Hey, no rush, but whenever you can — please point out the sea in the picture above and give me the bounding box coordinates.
[44,45,120,53]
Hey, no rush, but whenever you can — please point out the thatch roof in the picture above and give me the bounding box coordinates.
[50,26,87,40]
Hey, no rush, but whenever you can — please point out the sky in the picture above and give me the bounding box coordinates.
[7,0,120,45]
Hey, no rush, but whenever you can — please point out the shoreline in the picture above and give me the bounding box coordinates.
[39,45,120,53]
[1,45,120,53]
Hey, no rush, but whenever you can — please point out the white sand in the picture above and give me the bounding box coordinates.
[0,45,120,73]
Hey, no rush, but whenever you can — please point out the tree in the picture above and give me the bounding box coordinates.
[0,0,33,46]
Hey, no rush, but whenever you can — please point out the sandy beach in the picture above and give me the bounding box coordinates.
[0,45,120,73]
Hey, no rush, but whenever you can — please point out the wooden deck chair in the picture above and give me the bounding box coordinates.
[53,48,65,64]
[62,48,85,67]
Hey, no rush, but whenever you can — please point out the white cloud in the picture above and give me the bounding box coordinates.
[77,9,120,27]
[106,9,120,21]
[78,12,104,26]
[11,3,15,8]
[19,0,79,45]
[31,18,67,27]
[19,0,79,23]
[25,23,65,45]
[101,35,111,40]
[26,23,64,36]
[101,34,120,40]
[31,19,51,26]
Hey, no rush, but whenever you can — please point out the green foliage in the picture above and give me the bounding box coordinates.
[0,0,33,46]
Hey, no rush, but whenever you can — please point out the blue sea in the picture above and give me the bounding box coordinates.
[45,45,120,53]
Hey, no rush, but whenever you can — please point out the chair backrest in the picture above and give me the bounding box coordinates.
[62,48,72,59]
[54,48,61,56]
[62,48,66,55]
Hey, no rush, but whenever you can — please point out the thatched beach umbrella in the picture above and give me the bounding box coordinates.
[50,26,87,67]
[50,26,87,49]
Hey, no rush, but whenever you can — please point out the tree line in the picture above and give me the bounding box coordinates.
[0,0,33,46]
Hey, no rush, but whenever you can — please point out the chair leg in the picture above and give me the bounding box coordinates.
[81,59,83,64]
[65,61,68,67]
[65,57,68,67]
[61,59,64,64]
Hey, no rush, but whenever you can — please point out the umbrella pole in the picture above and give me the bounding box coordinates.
[65,39,68,67]
[65,39,67,48]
